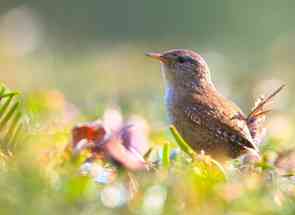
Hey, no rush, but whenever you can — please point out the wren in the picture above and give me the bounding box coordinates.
[146,49,284,160]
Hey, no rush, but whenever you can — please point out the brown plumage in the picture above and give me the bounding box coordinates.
[146,49,284,160]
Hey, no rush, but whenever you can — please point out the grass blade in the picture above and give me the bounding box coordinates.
[170,125,226,179]
[0,94,14,118]
[0,101,19,130]
[169,125,195,158]
[0,86,5,98]
[162,142,170,168]
[0,92,19,99]
[10,123,24,153]
[3,111,22,153]
[143,147,153,160]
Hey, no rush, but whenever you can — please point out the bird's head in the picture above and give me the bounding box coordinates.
[146,49,211,88]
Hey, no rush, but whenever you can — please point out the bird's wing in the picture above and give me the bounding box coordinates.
[188,90,258,152]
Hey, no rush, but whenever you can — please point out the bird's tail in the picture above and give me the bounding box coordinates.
[247,84,285,145]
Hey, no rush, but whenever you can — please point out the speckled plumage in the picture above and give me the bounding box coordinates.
[146,49,283,160]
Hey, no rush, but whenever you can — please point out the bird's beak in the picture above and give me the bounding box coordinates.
[145,52,167,63]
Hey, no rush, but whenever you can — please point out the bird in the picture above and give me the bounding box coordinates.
[146,49,284,161]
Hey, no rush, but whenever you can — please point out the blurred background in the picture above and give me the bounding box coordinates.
[1,0,294,116]
[0,1,295,214]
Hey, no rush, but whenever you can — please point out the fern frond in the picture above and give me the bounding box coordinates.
[0,84,23,156]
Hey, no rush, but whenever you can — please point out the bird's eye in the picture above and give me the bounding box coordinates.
[177,56,186,63]
[177,56,191,63]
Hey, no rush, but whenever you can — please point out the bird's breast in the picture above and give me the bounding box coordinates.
[164,86,188,124]
[164,86,175,122]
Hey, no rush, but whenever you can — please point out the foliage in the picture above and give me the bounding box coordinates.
[0,84,293,215]
[0,84,23,157]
